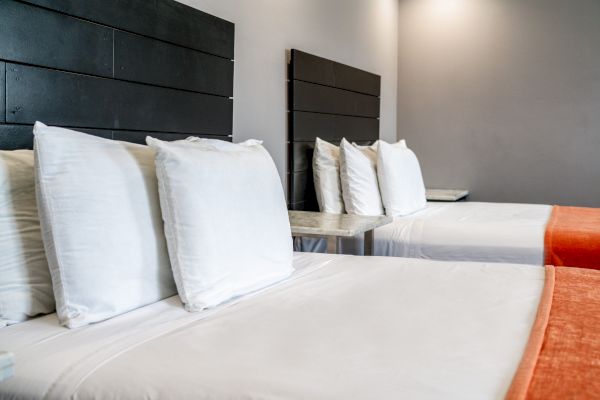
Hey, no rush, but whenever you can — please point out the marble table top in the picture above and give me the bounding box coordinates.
[426,188,469,202]
[289,211,392,237]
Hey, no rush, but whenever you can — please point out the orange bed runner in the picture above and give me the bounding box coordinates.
[506,266,600,400]
[545,205,600,270]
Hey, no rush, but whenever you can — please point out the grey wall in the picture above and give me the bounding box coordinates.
[176,0,399,195]
[397,0,600,207]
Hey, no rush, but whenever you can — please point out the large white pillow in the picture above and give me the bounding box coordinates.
[377,140,427,216]
[0,150,54,327]
[33,122,176,328]
[339,138,383,216]
[312,137,344,213]
[146,137,294,311]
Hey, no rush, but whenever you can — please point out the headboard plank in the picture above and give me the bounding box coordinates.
[292,81,380,118]
[0,0,234,149]
[0,61,5,123]
[292,112,379,143]
[288,49,381,211]
[0,1,113,78]
[114,31,234,96]
[19,0,234,59]
[6,64,232,134]
[292,50,380,97]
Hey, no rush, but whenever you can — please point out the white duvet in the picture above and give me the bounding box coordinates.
[304,202,552,265]
[0,253,544,400]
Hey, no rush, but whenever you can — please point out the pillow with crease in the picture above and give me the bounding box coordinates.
[34,122,176,328]
[339,138,383,216]
[147,136,293,311]
[313,137,344,214]
[377,139,426,217]
[0,149,54,327]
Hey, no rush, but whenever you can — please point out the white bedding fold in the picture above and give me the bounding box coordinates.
[0,253,543,400]
[302,202,552,265]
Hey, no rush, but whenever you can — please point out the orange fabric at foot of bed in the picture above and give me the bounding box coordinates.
[545,205,600,270]
[506,266,600,400]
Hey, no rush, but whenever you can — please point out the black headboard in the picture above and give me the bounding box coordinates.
[0,0,234,149]
[287,49,381,211]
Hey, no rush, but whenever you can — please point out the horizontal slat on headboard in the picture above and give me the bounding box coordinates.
[20,0,234,59]
[114,31,234,96]
[292,81,380,118]
[288,49,381,211]
[291,111,379,142]
[0,1,113,77]
[0,61,5,123]
[6,64,233,135]
[291,50,380,96]
[0,124,231,150]
[0,124,112,150]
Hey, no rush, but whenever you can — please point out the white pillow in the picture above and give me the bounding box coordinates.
[377,140,427,216]
[339,138,384,216]
[147,137,294,311]
[0,150,54,327]
[33,122,176,328]
[312,138,344,213]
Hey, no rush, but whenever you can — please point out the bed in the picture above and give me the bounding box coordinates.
[288,51,600,269]
[0,252,549,399]
[2,252,598,399]
[301,201,553,265]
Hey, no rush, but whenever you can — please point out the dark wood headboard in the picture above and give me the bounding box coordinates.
[0,0,234,149]
[287,49,381,211]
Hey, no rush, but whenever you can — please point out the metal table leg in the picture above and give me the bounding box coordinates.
[364,229,374,256]
[327,235,338,254]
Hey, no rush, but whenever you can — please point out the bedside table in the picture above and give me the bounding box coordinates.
[426,188,469,202]
[289,211,392,256]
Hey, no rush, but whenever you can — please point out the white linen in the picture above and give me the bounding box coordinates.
[377,139,427,216]
[0,253,544,400]
[307,202,550,264]
[147,137,293,311]
[0,150,54,327]
[339,138,383,216]
[312,138,344,213]
[33,123,175,328]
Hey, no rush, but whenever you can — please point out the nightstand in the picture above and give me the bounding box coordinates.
[426,188,469,202]
[289,211,392,256]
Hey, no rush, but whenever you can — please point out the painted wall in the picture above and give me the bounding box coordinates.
[397,0,600,206]
[176,0,399,194]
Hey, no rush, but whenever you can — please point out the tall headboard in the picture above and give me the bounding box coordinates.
[0,0,234,149]
[288,49,381,211]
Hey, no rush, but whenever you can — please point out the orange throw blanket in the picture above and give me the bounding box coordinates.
[506,266,600,400]
[545,205,600,270]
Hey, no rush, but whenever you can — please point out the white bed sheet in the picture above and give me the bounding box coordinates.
[0,252,544,400]
[303,202,552,265]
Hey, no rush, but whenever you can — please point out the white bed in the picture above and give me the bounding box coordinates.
[0,252,544,400]
[302,202,552,265]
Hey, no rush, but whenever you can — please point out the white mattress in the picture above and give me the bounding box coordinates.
[303,202,552,265]
[0,252,544,400]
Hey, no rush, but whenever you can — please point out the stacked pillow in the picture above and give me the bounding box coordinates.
[313,138,345,213]
[33,123,177,328]
[147,137,293,311]
[2,122,294,329]
[313,137,426,217]
[0,150,54,327]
